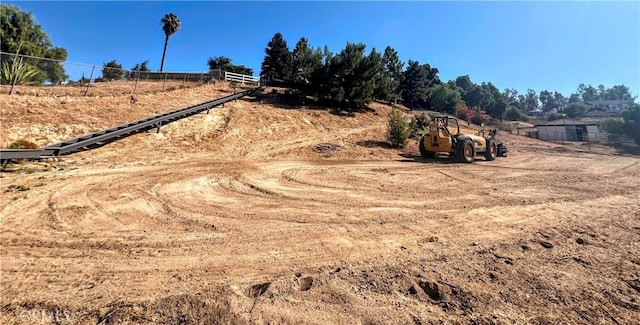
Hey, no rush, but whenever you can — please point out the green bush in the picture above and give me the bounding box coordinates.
[8,139,38,149]
[388,107,410,147]
[283,88,305,106]
[504,107,529,121]
[547,113,564,121]
[563,102,588,118]
[409,113,430,137]
[1,60,39,85]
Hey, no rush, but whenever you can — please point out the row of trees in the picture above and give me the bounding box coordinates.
[2,3,636,123]
[258,32,636,121]
[96,56,253,83]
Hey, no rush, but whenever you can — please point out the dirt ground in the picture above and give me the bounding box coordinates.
[1,83,639,324]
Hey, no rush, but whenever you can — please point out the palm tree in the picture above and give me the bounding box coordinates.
[159,13,181,72]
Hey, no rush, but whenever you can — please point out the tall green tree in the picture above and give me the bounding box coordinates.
[568,93,581,103]
[524,89,539,112]
[207,56,253,75]
[0,4,68,84]
[602,103,640,145]
[577,83,598,101]
[538,90,565,112]
[539,90,553,111]
[604,85,634,101]
[401,60,429,108]
[102,60,124,80]
[401,60,440,109]
[375,46,404,103]
[324,42,378,108]
[311,45,333,99]
[429,83,462,114]
[207,56,232,70]
[159,13,181,72]
[454,75,474,94]
[126,60,150,79]
[131,60,150,72]
[290,37,323,93]
[260,32,292,84]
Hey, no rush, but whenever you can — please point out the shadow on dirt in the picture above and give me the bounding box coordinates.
[611,144,640,156]
[356,140,396,149]
[244,91,378,117]
[397,153,484,164]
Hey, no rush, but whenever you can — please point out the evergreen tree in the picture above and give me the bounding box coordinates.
[384,46,404,101]
[260,32,292,84]
[324,42,378,109]
[207,56,253,75]
[365,47,385,102]
[401,60,431,108]
[311,45,333,100]
[428,83,462,114]
[290,37,323,94]
[102,60,124,80]
[375,46,404,103]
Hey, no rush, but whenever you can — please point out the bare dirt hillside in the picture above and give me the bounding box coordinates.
[1,84,639,324]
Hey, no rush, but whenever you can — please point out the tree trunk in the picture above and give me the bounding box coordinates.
[160,35,169,72]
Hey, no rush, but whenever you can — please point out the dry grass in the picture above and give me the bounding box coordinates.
[0,80,207,97]
[0,81,254,147]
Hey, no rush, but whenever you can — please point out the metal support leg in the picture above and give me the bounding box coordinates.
[156,121,162,133]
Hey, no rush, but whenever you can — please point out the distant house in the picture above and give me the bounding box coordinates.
[509,121,536,136]
[584,100,631,111]
[528,109,544,117]
[533,120,600,142]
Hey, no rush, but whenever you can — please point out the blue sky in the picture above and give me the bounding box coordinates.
[6,1,640,97]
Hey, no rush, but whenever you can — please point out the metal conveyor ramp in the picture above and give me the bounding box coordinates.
[0,87,261,162]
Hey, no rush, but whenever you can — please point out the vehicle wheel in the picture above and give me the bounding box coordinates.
[484,138,497,161]
[497,143,508,157]
[419,136,435,158]
[455,137,475,163]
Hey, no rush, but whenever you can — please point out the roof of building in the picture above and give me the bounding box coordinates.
[534,119,601,126]
[508,121,535,129]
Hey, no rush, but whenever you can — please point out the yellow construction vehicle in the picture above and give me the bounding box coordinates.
[418,115,504,163]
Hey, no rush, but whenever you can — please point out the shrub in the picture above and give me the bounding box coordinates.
[8,139,38,149]
[1,60,39,85]
[547,113,564,121]
[504,107,529,121]
[456,103,490,125]
[409,113,430,137]
[282,88,305,106]
[564,102,588,118]
[387,107,410,147]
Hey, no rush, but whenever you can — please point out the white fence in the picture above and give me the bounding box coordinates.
[223,71,260,85]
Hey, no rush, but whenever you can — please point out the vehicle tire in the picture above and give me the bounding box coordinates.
[455,137,475,163]
[497,143,508,157]
[484,138,497,161]
[419,136,436,158]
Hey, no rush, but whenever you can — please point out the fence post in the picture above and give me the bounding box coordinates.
[183,73,186,87]
[132,71,140,95]
[84,65,96,97]
[162,73,168,91]
[9,56,24,96]
[242,75,246,84]
[224,71,227,82]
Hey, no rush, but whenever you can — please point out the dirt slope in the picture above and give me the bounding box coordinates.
[1,84,639,324]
